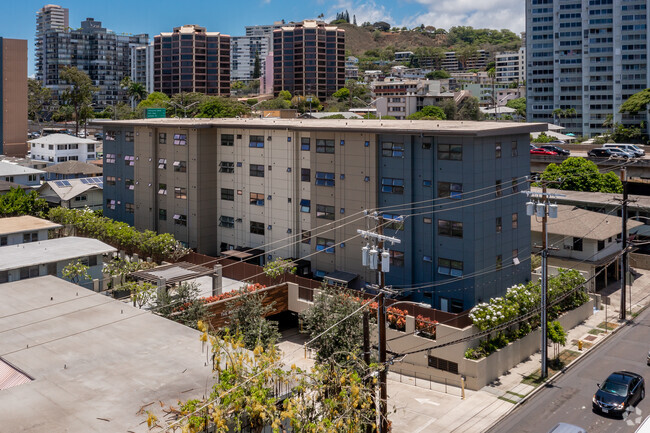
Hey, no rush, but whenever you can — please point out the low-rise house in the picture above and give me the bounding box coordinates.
[0,180,29,196]
[0,236,116,285]
[28,133,99,163]
[371,78,454,119]
[0,215,61,246]
[0,160,45,187]
[531,204,643,290]
[38,177,104,210]
[42,160,103,180]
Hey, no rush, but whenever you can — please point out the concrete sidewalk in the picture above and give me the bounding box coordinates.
[388,268,650,433]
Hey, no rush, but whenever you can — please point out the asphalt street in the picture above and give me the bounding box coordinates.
[487,306,650,433]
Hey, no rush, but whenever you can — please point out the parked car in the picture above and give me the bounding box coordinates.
[77,131,86,138]
[547,423,587,433]
[588,148,613,158]
[94,132,104,140]
[608,147,636,159]
[540,145,571,156]
[592,371,645,417]
[548,140,567,145]
[603,143,645,157]
[531,147,558,156]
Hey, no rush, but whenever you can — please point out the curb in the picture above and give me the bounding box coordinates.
[483,303,648,433]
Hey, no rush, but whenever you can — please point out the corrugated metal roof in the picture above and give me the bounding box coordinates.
[0,359,31,390]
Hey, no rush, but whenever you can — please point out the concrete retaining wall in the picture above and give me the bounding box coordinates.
[630,253,650,270]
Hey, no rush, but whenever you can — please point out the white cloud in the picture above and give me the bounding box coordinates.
[325,1,393,25]
[400,0,524,34]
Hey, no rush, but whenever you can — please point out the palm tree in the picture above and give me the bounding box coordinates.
[120,76,148,109]
[552,108,564,125]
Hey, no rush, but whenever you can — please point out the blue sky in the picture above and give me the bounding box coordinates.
[2,0,525,75]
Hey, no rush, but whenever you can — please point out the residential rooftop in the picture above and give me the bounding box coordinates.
[91,118,548,137]
[0,236,116,271]
[39,177,103,201]
[0,161,45,176]
[0,216,62,236]
[42,161,103,176]
[27,133,99,146]
[0,276,211,432]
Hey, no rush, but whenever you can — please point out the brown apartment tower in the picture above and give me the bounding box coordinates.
[273,21,345,100]
[0,38,28,157]
[153,25,230,97]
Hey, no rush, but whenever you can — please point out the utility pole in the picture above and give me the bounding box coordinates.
[621,168,628,320]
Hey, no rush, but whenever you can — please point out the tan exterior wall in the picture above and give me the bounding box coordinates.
[2,39,28,157]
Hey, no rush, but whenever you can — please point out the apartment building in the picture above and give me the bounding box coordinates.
[36,16,148,108]
[231,23,283,84]
[28,134,99,163]
[273,21,345,99]
[441,50,489,72]
[526,0,650,137]
[153,25,231,96]
[345,56,359,80]
[97,118,544,312]
[495,47,526,84]
[35,4,69,84]
[0,38,28,157]
[131,44,154,94]
[371,79,454,119]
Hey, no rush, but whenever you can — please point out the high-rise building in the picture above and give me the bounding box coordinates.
[273,21,345,99]
[98,117,545,312]
[153,25,230,97]
[0,38,28,157]
[526,0,650,137]
[36,15,149,108]
[131,44,154,94]
[495,47,525,84]
[35,4,69,84]
[230,22,283,85]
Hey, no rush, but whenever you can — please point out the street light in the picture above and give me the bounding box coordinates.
[168,100,199,118]
[352,96,380,119]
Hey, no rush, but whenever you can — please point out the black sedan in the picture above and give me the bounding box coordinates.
[592,371,645,417]
[540,145,570,156]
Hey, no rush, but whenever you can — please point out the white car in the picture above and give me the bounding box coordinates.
[77,131,86,138]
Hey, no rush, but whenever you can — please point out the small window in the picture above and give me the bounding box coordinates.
[301,230,311,244]
[173,133,187,145]
[301,137,310,151]
[158,183,167,195]
[438,258,463,276]
[512,213,518,229]
[173,160,187,173]
[438,143,462,160]
[316,204,335,220]
[423,217,432,224]
[381,178,404,194]
[221,134,234,146]
[597,240,605,251]
[250,221,265,235]
[219,215,235,228]
[125,179,134,190]
[301,168,311,182]
[124,155,135,166]
[106,199,116,210]
[340,139,345,146]
[513,249,519,260]
[159,209,167,220]
[315,171,335,187]
[105,131,116,141]
[249,135,264,148]
[383,213,404,231]
[496,217,502,233]
[572,237,583,251]
[495,180,502,197]
[173,214,187,225]
[316,139,335,153]
[389,250,404,267]
[438,220,463,238]
[125,203,135,213]
[219,161,234,173]
[423,255,433,262]
[512,177,518,193]
[511,141,518,157]
[0,236,7,246]
[250,192,264,206]
[250,164,264,177]
[125,131,134,142]
[106,176,116,186]
[158,133,167,144]
[438,182,462,199]
[423,180,432,187]
[316,237,335,253]
[496,255,502,270]
[221,188,234,201]
[364,141,370,147]
[382,142,404,157]
[300,199,311,213]
[105,153,116,164]
[174,187,187,199]
[422,138,432,149]
[158,158,167,169]
[495,142,502,158]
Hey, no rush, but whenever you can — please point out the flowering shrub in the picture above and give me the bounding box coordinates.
[386,307,408,330]
[415,315,438,336]
[201,283,266,304]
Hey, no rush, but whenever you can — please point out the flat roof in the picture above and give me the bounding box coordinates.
[131,261,213,285]
[0,161,45,177]
[0,276,212,432]
[28,133,99,146]
[0,237,116,271]
[0,216,62,236]
[91,118,548,137]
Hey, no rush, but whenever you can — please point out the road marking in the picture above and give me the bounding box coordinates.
[415,398,440,406]
[412,417,437,433]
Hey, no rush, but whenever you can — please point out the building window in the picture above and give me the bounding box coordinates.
[300,199,311,213]
[381,178,404,194]
[382,142,404,157]
[389,250,404,267]
[438,258,463,277]
[496,255,502,270]
[28,174,37,182]
[125,179,134,190]
[250,164,264,177]
[512,213,518,229]
[423,255,433,262]
[316,237,335,253]
[315,171,335,186]
[250,192,264,206]
[496,217,502,233]
[428,356,459,374]
[512,177,518,193]
[572,237,583,251]
[23,232,37,243]
[316,139,335,154]
[159,209,167,220]
[125,203,135,213]
[301,230,311,244]
[250,221,265,235]
[249,135,264,148]
[301,168,311,182]
[219,161,234,173]
[106,199,116,210]
[301,137,310,151]
[511,141,518,157]
[438,143,462,160]
[316,204,335,220]
[598,240,605,251]
[105,153,116,164]
[105,131,116,141]
[159,133,167,144]
[221,188,234,201]
[173,214,187,226]
[422,137,432,149]
[383,213,404,231]
[158,183,167,195]
[174,133,187,145]
[158,158,167,169]
[219,215,234,228]
[423,217,432,224]
[74,195,87,202]
[438,182,463,199]
[423,180,432,187]
[495,142,502,158]
[106,176,116,186]
[513,249,518,260]
[221,134,234,146]
[87,144,95,152]
[125,131,134,142]
[175,187,187,199]
[438,220,463,238]
[173,160,187,172]
[124,155,135,166]
[495,180,502,197]
[0,236,6,246]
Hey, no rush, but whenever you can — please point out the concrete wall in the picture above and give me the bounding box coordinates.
[1,228,51,246]
[3,254,104,287]
[630,253,650,270]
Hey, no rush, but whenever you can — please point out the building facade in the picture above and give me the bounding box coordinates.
[526,0,650,137]
[131,44,154,94]
[273,21,345,100]
[35,4,69,84]
[371,79,454,119]
[153,25,231,97]
[230,23,282,84]
[36,16,149,108]
[28,134,98,163]
[99,118,544,312]
[495,47,526,84]
[0,38,28,157]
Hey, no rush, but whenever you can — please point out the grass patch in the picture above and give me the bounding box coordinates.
[498,396,518,404]
[521,350,581,387]
[597,321,618,331]
[588,329,603,335]
[505,391,526,399]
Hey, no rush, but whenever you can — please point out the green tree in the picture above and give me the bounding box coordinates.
[437,99,457,120]
[506,97,526,117]
[155,281,207,329]
[425,70,451,80]
[0,188,48,217]
[170,92,206,117]
[253,51,261,79]
[257,97,291,110]
[457,96,483,120]
[226,286,281,350]
[263,257,297,282]
[406,105,447,120]
[135,91,170,116]
[278,90,292,100]
[28,78,52,129]
[62,259,91,286]
[547,321,567,360]
[59,66,98,135]
[196,97,251,118]
[540,157,623,193]
[123,281,157,308]
[619,88,650,114]
[120,76,148,109]
[332,87,351,102]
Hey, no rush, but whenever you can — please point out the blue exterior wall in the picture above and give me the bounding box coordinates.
[102,127,134,225]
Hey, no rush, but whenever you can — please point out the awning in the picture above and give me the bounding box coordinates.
[324,270,359,285]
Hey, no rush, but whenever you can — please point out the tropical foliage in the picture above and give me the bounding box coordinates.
[540,158,623,193]
[0,188,48,218]
[226,286,281,350]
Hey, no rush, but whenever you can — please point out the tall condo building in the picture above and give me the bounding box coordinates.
[35,4,69,84]
[35,15,149,108]
[0,39,28,157]
[526,0,650,137]
[230,22,283,84]
[98,118,545,312]
[495,47,526,84]
[273,21,345,99]
[153,25,231,96]
[131,44,155,94]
